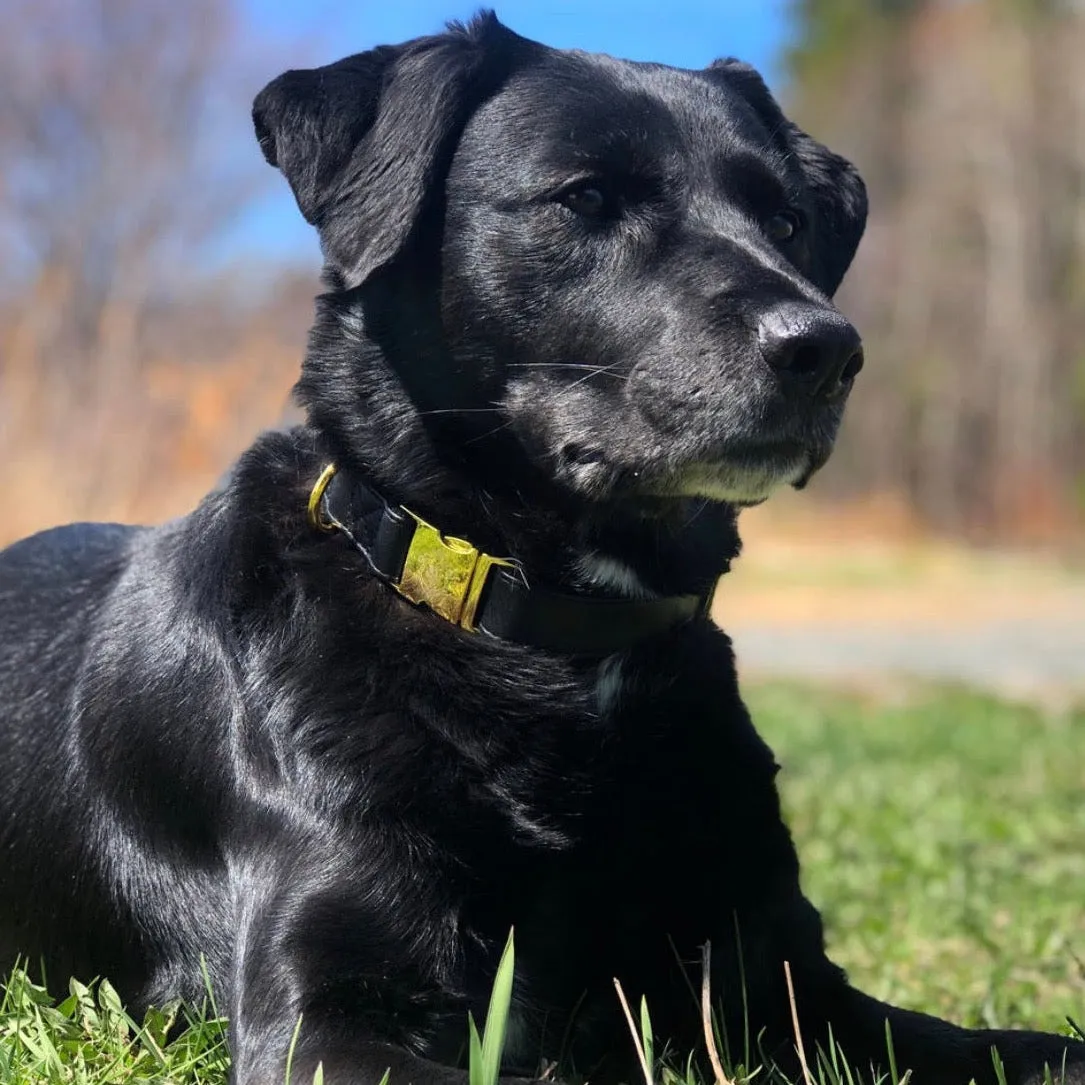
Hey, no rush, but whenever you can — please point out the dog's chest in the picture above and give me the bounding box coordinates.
[417,628,783,1073]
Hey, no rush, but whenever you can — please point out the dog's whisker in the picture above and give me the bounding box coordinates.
[507,363,626,377]
[464,421,514,446]
[544,361,629,396]
[682,498,711,531]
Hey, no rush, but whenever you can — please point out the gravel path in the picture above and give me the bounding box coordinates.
[729,615,1085,698]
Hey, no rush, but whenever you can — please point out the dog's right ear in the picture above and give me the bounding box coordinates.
[252,13,521,287]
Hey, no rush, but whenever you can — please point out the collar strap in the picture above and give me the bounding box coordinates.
[307,464,712,655]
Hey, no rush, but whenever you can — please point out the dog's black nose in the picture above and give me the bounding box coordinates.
[758,304,864,399]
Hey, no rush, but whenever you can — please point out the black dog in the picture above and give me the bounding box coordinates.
[0,13,1081,1085]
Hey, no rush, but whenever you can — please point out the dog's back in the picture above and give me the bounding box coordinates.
[0,524,142,980]
[0,513,242,1006]
[0,521,139,785]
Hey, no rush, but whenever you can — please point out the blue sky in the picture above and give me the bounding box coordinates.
[233,1,790,266]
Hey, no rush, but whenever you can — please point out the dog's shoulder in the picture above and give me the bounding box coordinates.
[0,425,320,768]
[136,424,330,624]
[0,425,316,631]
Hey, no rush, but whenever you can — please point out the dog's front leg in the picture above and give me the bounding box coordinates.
[231,1022,547,1085]
[226,931,482,1085]
[232,1029,468,1085]
[225,866,543,1085]
[812,982,1085,1085]
[228,959,531,1085]
[718,893,1085,1085]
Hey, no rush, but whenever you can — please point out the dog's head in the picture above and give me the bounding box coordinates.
[254,12,866,513]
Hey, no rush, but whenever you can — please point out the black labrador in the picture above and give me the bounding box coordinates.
[0,13,1081,1085]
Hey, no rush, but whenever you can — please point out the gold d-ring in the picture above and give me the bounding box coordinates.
[307,464,338,531]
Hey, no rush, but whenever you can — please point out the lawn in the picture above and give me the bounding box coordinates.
[747,683,1084,1035]
[2,682,1082,1084]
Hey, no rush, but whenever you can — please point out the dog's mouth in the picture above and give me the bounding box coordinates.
[560,440,827,510]
[637,456,810,506]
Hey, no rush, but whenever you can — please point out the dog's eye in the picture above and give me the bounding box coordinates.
[556,183,612,219]
[766,210,802,243]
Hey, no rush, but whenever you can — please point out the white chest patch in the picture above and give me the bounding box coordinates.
[573,552,657,600]
[595,654,627,715]
[571,551,647,717]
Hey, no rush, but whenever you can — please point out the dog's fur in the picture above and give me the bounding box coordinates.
[0,14,1081,1085]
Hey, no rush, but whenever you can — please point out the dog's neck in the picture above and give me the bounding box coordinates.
[295,286,743,602]
[305,441,741,604]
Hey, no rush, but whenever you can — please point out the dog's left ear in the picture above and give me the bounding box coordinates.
[253,12,523,287]
[707,59,868,295]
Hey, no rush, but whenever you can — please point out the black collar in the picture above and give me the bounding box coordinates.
[307,464,713,655]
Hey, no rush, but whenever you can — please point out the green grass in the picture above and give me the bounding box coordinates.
[1,683,1082,1083]
[747,683,1085,1035]
[0,971,228,1084]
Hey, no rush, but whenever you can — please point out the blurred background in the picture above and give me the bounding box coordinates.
[3,0,1085,696]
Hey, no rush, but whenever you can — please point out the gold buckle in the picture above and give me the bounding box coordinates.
[397,510,515,631]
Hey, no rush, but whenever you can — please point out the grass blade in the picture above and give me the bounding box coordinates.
[468,1013,485,1085]
[640,995,655,1079]
[783,961,814,1085]
[613,979,652,1085]
[482,928,516,1085]
[284,1012,304,1085]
